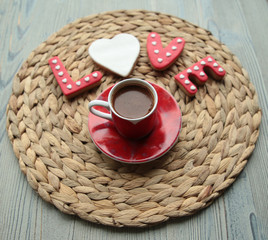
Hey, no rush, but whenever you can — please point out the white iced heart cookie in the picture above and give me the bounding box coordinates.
[88,33,140,77]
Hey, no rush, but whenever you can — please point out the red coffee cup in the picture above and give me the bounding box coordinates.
[88,78,158,139]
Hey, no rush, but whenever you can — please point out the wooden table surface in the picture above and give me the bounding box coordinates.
[1,0,267,239]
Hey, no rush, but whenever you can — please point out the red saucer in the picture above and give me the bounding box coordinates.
[88,82,182,164]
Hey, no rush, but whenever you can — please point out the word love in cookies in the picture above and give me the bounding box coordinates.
[48,56,102,99]
[174,56,226,96]
[147,32,185,71]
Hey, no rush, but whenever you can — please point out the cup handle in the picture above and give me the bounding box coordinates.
[88,100,112,121]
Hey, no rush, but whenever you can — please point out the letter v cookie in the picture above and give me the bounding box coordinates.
[147,32,185,70]
[49,56,102,99]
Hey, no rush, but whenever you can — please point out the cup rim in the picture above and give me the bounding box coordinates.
[108,78,158,121]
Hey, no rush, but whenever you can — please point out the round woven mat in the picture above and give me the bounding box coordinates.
[6,10,262,227]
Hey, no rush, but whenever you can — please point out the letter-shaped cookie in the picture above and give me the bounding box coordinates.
[147,32,185,70]
[174,56,225,96]
[49,56,102,98]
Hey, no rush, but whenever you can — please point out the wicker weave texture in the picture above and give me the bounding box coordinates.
[6,10,261,227]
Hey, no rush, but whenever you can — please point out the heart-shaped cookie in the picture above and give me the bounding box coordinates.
[147,32,185,70]
[88,33,140,77]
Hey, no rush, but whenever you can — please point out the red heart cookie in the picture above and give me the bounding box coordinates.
[146,32,185,71]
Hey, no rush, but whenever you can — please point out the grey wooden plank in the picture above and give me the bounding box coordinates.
[0,137,40,240]
[197,0,268,239]
[239,0,268,93]
[180,1,268,239]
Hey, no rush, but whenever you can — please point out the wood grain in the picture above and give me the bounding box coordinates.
[0,0,267,239]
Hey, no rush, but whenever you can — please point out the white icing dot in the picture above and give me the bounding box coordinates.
[185,79,190,85]
[187,69,192,74]
[84,76,90,82]
[172,46,177,50]
[208,57,213,62]
[200,72,205,77]
[166,52,171,57]
[154,49,159,54]
[213,63,218,67]
[67,84,72,90]
[62,78,67,83]
[58,71,64,76]
[151,33,156,38]
[55,65,60,70]
[52,59,57,64]
[76,81,81,86]
[92,72,98,78]
[194,66,199,71]
[190,85,196,91]
[201,61,206,65]
[218,67,224,72]
[152,41,157,46]
[180,74,185,79]
[177,39,182,43]
[157,58,163,63]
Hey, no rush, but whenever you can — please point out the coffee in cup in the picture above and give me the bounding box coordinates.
[112,84,154,119]
[88,78,158,139]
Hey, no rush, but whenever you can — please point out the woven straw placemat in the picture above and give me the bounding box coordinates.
[6,10,262,227]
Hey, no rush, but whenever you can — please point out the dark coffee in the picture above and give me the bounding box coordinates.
[112,84,154,119]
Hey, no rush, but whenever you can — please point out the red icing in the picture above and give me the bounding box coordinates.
[147,32,185,70]
[174,56,226,96]
[48,56,102,98]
